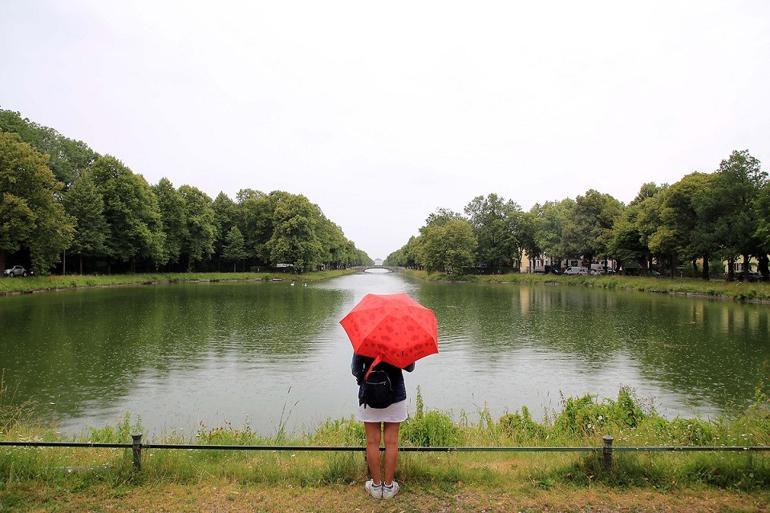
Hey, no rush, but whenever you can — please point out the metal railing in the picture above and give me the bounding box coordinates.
[2,435,768,472]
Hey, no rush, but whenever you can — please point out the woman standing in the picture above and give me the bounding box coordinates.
[352,353,415,499]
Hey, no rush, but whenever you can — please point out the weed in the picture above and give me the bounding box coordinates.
[0,370,33,435]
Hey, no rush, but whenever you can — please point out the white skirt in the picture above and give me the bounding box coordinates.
[357,399,408,423]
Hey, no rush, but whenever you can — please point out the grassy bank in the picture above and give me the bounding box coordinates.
[2,389,769,512]
[404,269,770,302]
[0,269,356,295]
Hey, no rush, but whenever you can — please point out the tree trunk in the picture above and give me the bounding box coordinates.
[702,254,710,281]
[727,256,735,281]
[743,253,751,281]
[759,254,769,281]
[80,255,84,275]
[0,249,5,273]
[691,258,697,275]
[670,255,676,278]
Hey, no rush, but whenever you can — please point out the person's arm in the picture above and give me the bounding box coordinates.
[404,362,415,372]
[351,353,366,384]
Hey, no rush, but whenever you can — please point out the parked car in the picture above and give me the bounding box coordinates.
[3,265,31,277]
[563,266,588,276]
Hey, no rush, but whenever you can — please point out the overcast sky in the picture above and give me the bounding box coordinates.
[2,1,769,259]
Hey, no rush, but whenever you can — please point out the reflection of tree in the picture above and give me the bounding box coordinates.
[623,298,770,411]
[416,282,770,411]
[0,283,344,421]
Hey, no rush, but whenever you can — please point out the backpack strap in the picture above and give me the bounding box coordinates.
[363,355,383,381]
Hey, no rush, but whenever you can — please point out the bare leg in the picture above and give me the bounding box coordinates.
[364,422,382,484]
[383,422,400,485]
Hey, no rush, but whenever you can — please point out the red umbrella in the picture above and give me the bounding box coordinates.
[340,293,438,370]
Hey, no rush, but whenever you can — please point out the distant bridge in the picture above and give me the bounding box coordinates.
[361,266,399,273]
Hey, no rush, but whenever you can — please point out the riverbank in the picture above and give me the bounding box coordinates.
[404,269,770,302]
[0,269,357,296]
[2,389,768,511]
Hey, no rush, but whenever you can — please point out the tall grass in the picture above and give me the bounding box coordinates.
[0,370,33,435]
[1,388,768,491]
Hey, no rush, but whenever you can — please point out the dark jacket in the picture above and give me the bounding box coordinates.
[351,354,415,404]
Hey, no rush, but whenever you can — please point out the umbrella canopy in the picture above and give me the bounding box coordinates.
[340,293,438,369]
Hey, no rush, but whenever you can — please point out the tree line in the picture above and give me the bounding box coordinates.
[0,110,372,274]
[386,150,769,281]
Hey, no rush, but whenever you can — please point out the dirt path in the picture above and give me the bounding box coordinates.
[3,481,768,513]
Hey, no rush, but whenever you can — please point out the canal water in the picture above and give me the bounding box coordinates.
[1,270,768,436]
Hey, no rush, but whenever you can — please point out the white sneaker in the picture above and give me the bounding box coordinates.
[381,481,399,499]
[364,479,382,499]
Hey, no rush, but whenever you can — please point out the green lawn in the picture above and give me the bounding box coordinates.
[404,269,770,302]
[0,269,356,295]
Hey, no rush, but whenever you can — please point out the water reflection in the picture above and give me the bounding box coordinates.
[0,283,344,433]
[414,282,770,416]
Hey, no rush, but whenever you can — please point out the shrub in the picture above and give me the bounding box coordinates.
[88,413,143,443]
[553,388,649,437]
[499,406,546,441]
[311,418,365,446]
[666,418,716,445]
[401,410,460,447]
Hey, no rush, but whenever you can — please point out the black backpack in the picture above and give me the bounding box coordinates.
[359,363,394,409]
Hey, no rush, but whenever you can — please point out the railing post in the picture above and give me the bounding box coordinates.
[602,435,614,471]
[131,433,143,472]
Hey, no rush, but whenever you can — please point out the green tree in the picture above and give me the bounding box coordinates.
[90,156,164,270]
[635,185,669,271]
[179,185,217,271]
[63,171,108,273]
[651,173,716,277]
[266,194,323,271]
[755,181,770,279]
[212,192,238,270]
[712,150,766,280]
[222,226,248,272]
[517,211,540,273]
[562,190,624,267]
[353,247,374,266]
[385,235,421,268]
[464,194,521,270]
[609,183,665,272]
[529,199,575,268]
[236,188,272,264]
[316,216,349,269]
[504,206,530,271]
[418,217,477,275]
[0,109,97,186]
[154,178,188,269]
[0,132,73,273]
